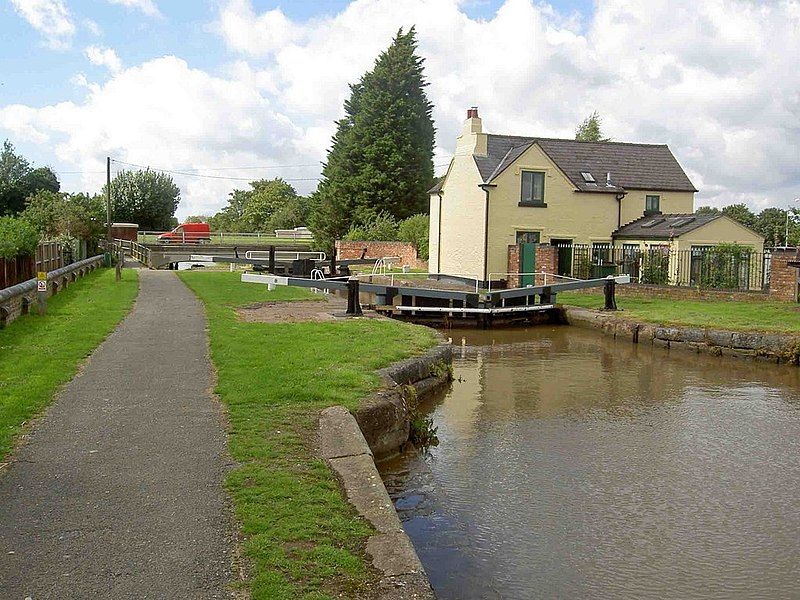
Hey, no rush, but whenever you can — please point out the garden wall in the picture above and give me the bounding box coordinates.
[506,243,558,287]
[335,240,425,270]
[769,248,799,302]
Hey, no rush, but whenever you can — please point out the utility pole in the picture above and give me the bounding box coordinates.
[106,157,112,249]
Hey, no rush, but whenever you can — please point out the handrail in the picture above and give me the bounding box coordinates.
[114,238,151,266]
[355,271,482,293]
[487,271,580,292]
[244,250,326,261]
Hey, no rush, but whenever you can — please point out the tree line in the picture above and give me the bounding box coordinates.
[0,141,184,260]
[696,204,799,247]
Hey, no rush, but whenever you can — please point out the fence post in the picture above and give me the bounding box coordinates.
[604,277,617,310]
[346,276,363,316]
[269,245,276,274]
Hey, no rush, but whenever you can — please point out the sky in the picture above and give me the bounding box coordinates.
[1,0,798,220]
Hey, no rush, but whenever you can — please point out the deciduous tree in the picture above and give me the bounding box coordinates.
[105,169,180,230]
[575,111,610,142]
[0,140,60,215]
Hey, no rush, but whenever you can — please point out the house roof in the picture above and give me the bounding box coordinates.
[612,213,721,239]
[427,175,445,194]
[474,135,698,193]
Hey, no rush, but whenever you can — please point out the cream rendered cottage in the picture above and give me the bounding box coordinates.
[428,108,763,285]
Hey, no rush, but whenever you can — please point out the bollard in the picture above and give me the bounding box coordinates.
[346,276,363,316]
[604,277,617,310]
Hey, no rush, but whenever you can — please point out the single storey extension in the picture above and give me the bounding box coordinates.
[428,108,764,286]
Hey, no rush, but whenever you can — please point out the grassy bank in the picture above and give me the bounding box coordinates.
[177,270,436,599]
[0,268,139,459]
[558,292,800,333]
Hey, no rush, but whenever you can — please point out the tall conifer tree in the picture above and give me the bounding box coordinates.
[311,27,435,250]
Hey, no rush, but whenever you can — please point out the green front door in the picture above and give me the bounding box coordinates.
[517,231,540,287]
[520,243,536,286]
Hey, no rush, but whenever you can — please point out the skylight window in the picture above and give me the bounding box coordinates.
[671,217,696,228]
[641,219,666,229]
[580,171,596,183]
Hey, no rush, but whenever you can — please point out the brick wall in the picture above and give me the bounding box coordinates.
[506,244,558,287]
[769,248,799,302]
[335,240,425,270]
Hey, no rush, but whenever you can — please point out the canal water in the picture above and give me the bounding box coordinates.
[378,326,800,600]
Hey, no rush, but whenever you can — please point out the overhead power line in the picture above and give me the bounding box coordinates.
[110,159,321,182]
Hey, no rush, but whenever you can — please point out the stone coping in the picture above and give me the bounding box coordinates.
[564,306,800,364]
[316,343,453,600]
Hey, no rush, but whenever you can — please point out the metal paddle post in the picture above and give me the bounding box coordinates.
[346,276,363,316]
[604,277,617,310]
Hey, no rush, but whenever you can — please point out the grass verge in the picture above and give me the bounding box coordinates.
[0,268,139,460]
[558,292,800,333]
[177,270,437,600]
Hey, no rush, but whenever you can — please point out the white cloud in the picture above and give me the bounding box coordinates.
[11,0,75,49]
[83,18,102,36]
[85,45,123,73]
[3,0,799,219]
[107,0,161,18]
[0,56,314,217]
[212,0,800,211]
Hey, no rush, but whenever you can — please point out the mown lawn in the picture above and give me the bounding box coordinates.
[178,270,436,600]
[0,268,139,459]
[558,292,800,333]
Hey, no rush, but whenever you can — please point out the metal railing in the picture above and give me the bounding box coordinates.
[244,250,326,261]
[0,254,105,326]
[138,230,313,244]
[550,244,771,291]
[487,271,580,292]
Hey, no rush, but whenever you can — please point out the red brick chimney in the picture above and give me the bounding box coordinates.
[467,106,479,119]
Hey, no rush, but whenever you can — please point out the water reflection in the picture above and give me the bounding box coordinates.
[380,325,800,600]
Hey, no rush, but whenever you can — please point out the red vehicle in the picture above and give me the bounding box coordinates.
[157,223,212,244]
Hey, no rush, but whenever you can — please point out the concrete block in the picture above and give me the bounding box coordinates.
[328,453,402,534]
[374,573,436,600]
[318,406,372,460]
[367,532,426,577]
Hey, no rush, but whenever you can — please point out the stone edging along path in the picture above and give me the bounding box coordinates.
[317,343,452,600]
[564,306,800,365]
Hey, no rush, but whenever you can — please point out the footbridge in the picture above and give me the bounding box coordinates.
[114,240,317,270]
[241,271,630,328]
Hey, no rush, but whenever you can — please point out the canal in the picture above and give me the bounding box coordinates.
[379,326,800,599]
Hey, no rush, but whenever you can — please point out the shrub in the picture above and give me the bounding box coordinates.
[0,215,39,259]
[398,214,429,260]
[697,243,752,290]
[343,211,398,241]
[641,248,670,284]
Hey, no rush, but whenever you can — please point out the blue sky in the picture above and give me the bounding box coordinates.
[2,0,798,218]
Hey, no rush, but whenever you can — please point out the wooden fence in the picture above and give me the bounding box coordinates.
[1,241,63,291]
